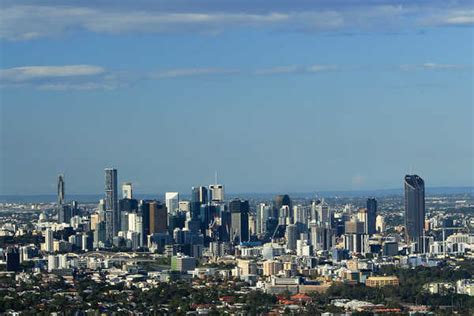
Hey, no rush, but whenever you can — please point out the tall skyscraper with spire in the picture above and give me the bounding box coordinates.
[57,174,65,207]
[404,174,425,252]
[105,168,118,241]
[209,172,224,202]
[209,184,224,202]
[57,174,73,224]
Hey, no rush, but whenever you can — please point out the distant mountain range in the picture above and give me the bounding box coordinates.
[1,187,472,203]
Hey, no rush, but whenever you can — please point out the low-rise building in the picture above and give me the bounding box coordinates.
[365,276,399,287]
[171,255,196,272]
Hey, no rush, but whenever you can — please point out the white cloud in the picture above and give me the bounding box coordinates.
[419,10,474,27]
[0,6,341,40]
[0,65,105,82]
[1,63,471,91]
[254,65,300,75]
[399,63,472,71]
[0,65,239,90]
[150,68,239,79]
[0,2,472,40]
[36,82,118,91]
[255,64,339,75]
[422,63,471,70]
[0,65,122,90]
[306,65,339,73]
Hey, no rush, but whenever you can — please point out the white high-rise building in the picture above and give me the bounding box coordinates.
[376,215,385,233]
[122,182,133,199]
[44,229,53,253]
[294,205,308,226]
[257,203,272,235]
[81,234,89,251]
[279,205,291,225]
[48,255,58,272]
[165,192,180,215]
[209,184,224,202]
[297,239,312,256]
[59,254,68,269]
[128,213,143,247]
[317,200,330,226]
[357,208,369,234]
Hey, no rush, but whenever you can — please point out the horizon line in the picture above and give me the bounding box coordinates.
[2,185,473,197]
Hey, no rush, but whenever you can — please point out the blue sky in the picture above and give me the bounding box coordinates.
[0,0,473,195]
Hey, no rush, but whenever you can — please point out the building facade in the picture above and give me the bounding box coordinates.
[404,174,425,252]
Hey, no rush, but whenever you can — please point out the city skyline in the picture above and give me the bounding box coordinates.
[1,1,473,195]
[0,1,473,314]
[1,173,473,198]
[1,167,473,197]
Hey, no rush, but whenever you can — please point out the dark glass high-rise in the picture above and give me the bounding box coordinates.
[366,198,377,235]
[404,174,425,252]
[229,199,250,243]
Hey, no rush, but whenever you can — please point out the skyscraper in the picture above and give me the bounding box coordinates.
[273,194,291,218]
[192,186,208,204]
[58,205,73,224]
[139,200,151,241]
[366,198,377,235]
[149,201,167,234]
[310,200,321,222]
[294,205,308,234]
[404,174,425,252]
[311,224,333,251]
[191,186,208,221]
[122,182,133,199]
[209,184,224,202]
[285,224,297,251]
[56,174,68,223]
[105,168,118,240]
[119,198,138,214]
[357,208,368,234]
[165,192,180,215]
[317,200,331,227]
[343,219,369,254]
[93,221,107,249]
[257,203,272,236]
[229,199,249,243]
[376,215,385,234]
[128,212,144,247]
[57,174,65,207]
[44,229,53,253]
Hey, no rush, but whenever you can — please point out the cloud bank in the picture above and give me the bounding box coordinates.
[0,1,472,40]
[0,63,471,91]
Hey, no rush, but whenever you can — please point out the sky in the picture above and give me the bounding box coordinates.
[0,0,473,195]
